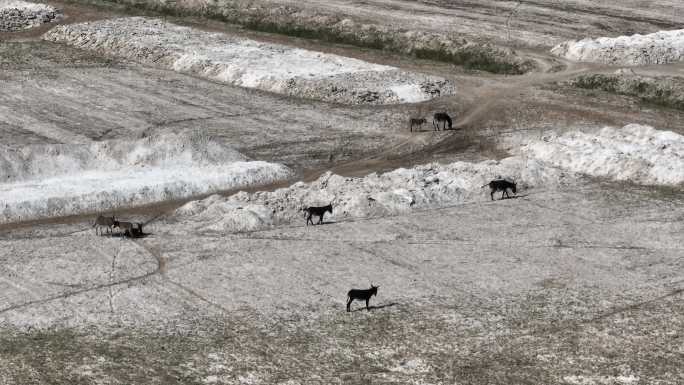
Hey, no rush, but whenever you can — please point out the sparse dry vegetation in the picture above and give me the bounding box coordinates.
[571,73,684,110]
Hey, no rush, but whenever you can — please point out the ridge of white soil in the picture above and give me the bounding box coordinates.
[174,124,683,233]
[551,29,684,65]
[43,17,456,105]
[0,133,291,223]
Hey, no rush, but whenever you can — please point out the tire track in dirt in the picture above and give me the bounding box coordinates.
[130,236,233,314]
[0,237,159,316]
[0,269,157,315]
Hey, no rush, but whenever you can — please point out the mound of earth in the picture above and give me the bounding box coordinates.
[172,156,568,233]
[173,124,682,234]
[0,0,61,32]
[551,29,684,65]
[570,72,684,111]
[0,132,291,223]
[70,0,536,74]
[44,17,457,105]
[526,124,684,186]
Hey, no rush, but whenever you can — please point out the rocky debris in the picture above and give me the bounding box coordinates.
[44,17,457,105]
[551,29,684,65]
[0,0,61,32]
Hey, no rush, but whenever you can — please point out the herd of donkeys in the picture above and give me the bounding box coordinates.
[90,178,516,311]
[92,215,144,238]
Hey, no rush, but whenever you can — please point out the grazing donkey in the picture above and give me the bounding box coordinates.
[410,118,427,132]
[113,220,135,238]
[482,179,517,200]
[131,222,144,237]
[93,215,115,236]
[303,204,333,226]
[433,112,453,130]
[347,284,379,312]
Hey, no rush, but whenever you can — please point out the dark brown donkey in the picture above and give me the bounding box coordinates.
[93,215,115,236]
[346,284,379,312]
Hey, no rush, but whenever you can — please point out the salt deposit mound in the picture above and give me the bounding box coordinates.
[0,0,61,32]
[174,124,682,234]
[43,17,455,105]
[524,124,684,186]
[0,133,291,223]
[551,29,684,66]
[173,157,568,233]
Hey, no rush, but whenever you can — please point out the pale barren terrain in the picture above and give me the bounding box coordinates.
[0,0,682,384]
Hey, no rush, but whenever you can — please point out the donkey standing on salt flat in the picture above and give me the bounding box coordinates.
[433,112,453,130]
[93,214,115,236]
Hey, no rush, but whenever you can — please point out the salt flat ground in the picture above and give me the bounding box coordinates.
[0,0,684,383]
[0,182,682,383]
[244,0,684,47]
[0,41,417,169]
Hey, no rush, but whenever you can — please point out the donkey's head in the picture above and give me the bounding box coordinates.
[369,284,379,296]
[511,183,517,195]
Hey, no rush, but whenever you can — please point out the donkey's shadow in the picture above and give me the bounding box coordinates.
[308,221,335,226]
[349,302,400,313]
[499,194,528,200]
[107,231,151,239]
